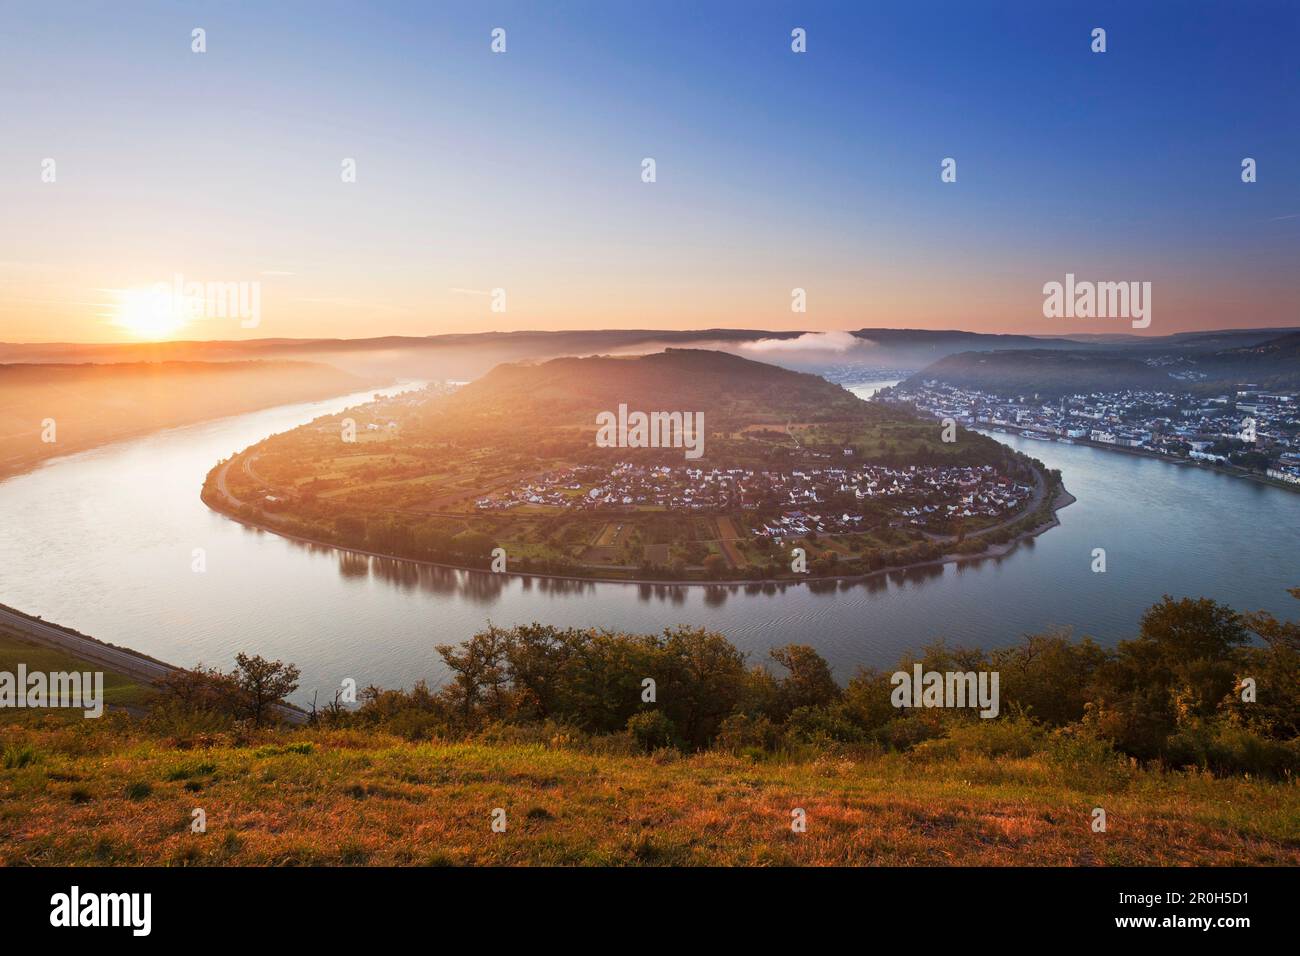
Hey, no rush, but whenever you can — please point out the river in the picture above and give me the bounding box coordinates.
[1,380,1296,705]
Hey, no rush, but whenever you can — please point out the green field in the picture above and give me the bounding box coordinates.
[0,632,154,724]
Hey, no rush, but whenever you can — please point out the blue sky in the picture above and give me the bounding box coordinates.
[1,0,1296,341]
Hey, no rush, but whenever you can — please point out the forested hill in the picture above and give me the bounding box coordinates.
[906,332,1300,397]
[384,348,1013,469]
[440,349,882,429]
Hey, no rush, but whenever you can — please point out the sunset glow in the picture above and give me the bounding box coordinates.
[110,287,194,340]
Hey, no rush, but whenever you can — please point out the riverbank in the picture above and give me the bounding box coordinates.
[985,424,1300,494]
[201,457,1076,589]
[0,602,308,725]
[0,362,378,484]
[0,602,181,685]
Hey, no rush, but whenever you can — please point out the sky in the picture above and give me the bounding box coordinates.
[1,0,1297,344]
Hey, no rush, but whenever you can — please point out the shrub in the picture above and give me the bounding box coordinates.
[124,781,152,800]
[878,713,945,751]
[715,713,781,752]
[144,700,233,739]
[783,705,865,746]
[165,761,217,781]
[769,645,841,718]
[1,743,39,769]
[626,710,678,752]
[253,742,314,758]
[1164,722,1300,779]
[1046,724,1131,789]
[914,714,1046,759]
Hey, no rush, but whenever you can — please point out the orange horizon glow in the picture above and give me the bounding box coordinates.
[3,267,1295,346]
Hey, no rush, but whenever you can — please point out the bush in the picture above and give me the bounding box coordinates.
[913,714,1046,759]
[878,713,945,751]
[1046,724,1131,789]
[1164,722,1300,779]
[1,743,39,769]
[715,713,781,752]
[626,710,678,752]
[253,742,314,758]
[149,654,300,729]
[841,669,899,734]
[165,761,216,781]
[376,709,447,742]
[783,705,865,746]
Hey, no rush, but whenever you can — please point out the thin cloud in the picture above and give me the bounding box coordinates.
[740,331,871,354]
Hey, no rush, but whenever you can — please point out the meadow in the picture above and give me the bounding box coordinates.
[3,720,1295,866]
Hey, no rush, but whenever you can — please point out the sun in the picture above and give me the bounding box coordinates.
[112,286,195,339]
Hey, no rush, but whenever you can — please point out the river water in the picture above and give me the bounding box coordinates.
[1,381,1296,704]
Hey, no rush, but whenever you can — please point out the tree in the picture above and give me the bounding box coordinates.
[1232,587,1300,738]
[1090,596,1248,755]
[769,644,840,718]
[153,664,240,716]
[990,631,1107,726]
[1243,587,1300,653]
[1137,594,1248,662]
[334,515,366,538]
[653,627,749,748]
[450,529,496,562]
[435,625,512,723]
[232,653,301,727]
[626,710,677,751]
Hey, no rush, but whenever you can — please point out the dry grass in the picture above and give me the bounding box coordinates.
[1,721,1296,866]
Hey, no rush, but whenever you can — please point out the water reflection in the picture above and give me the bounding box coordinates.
[327,547,632,604]
[321,543,1020,606]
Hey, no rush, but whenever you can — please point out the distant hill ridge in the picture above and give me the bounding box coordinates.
[6,327,1293,383]
[907,331,1300,396]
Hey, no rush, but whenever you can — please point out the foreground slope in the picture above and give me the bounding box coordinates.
[3,725,1296,866]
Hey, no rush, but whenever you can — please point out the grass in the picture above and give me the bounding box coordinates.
[0,631,155,723]
[1,721,1295,866]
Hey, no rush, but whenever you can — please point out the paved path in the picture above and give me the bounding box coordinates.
[0,603,308,725]
[214,457,244,508]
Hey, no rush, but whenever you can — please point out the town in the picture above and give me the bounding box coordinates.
[881,380,1300,486]
[477,461,1035,536]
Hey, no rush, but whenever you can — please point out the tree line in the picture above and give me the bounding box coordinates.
[151,588,1299,777]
